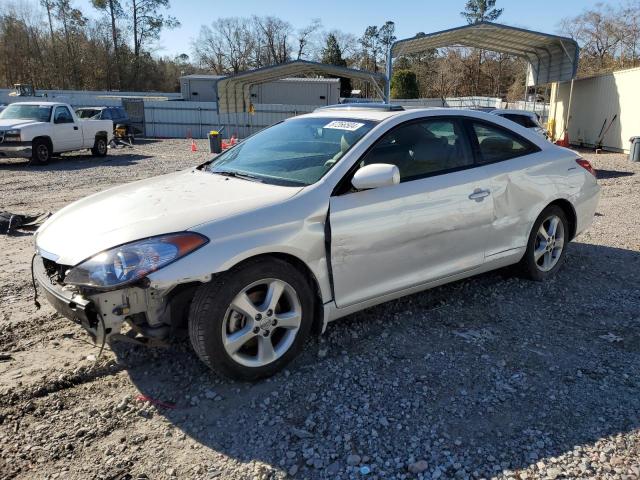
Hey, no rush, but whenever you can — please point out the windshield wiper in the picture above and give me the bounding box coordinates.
[211,169,263,183]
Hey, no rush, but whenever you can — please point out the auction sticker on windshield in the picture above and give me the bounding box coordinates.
[324,121,365,131]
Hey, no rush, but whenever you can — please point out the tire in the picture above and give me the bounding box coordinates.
[188,258,314,380]
[519,205,569,281]
[31,138,51,165]
[91,136,108,156]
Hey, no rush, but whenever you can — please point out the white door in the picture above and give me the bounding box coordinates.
[467,120,545,256]
[328,117,495,308]
[51,106,83,151]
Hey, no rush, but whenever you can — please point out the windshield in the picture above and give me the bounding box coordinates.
[76,109,100,119]
[206,117,377,186]
[0,104,52,122]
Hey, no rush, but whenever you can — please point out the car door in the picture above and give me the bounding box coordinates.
[328,117,495,308]
[466,119,544,257]
[51,105,83,151]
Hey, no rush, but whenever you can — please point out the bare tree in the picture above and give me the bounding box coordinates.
[193,17,255,74]
[296,18,321,60]
[253,16,293,66]
[91,0,123,88]
[560,3,625,75]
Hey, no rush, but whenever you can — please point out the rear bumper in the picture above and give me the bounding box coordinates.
[0,141,32,158]
[574,182,601,237]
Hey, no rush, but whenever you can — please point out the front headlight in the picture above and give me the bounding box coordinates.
[5,129,20,136]
[65,232,208,289]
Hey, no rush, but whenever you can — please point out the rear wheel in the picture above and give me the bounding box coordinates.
[188,258,314,380]
[519,205,569,281]
[31,139,51,165]
[91,136,108,156]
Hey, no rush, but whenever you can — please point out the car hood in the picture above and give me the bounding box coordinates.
[0,119,44,129]
[36,169,303,265]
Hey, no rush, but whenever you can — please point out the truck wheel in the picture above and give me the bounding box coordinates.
[31,139,51,165]
[91,136,108,157]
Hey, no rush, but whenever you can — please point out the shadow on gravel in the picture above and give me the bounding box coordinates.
[117,241,640,479]
[596,169,635,180]
[0,152,153,171]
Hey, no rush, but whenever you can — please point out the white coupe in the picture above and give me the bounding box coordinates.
[33,104,600,379]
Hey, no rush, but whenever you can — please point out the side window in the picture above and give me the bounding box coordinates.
[53,106,74,124]
[502,114,538,128]
[472,122,538,164]
[101,109,112,120]
[360,118,473,182]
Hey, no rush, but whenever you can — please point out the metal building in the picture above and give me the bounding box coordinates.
[549,66,640,152]
[180,74,340,105]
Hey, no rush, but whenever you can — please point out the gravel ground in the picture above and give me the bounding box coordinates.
[0,140,639,480]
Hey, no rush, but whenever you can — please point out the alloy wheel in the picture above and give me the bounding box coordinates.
[221,278,302,368]
[534,214,565,272]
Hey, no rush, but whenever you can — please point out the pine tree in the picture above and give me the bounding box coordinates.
[321,34,352,98]
[390,70,419,99]
[461,0,503,24]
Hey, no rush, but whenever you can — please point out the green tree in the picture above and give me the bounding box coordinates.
[390,69,419,99]
[460,0,503,24]
[91,0,123,88]
[321,33,352,97]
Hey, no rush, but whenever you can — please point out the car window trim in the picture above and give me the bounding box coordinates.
[332,115,476,196]
[464,118,541,166]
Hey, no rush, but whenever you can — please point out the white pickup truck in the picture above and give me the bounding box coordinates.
[0,102,113,164]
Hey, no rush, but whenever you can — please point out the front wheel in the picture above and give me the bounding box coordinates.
[31,139,51,165]
[188,258,314,380]
[91,136,108,156]
[519,205,569,281]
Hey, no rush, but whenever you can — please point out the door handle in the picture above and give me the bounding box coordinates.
[73,126,78,130]
[468,189,491,201]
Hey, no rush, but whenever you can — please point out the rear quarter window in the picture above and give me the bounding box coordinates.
[471,121,540,164]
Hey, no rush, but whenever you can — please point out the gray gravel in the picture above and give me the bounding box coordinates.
[0,142,639,480]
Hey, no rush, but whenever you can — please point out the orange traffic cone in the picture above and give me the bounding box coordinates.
[191,139,197,152]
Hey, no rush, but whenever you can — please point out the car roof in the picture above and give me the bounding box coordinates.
[9,101,66,106]
[490,109,537,117]
[296,106,454,122]
[296,107,520,123]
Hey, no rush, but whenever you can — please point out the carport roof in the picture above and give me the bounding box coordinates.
[216,60,386,113]
[391,22,579,86]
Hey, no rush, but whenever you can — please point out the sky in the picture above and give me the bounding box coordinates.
[73,0,619,58]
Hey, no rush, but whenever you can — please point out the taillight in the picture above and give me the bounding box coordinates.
[576,158,596,177]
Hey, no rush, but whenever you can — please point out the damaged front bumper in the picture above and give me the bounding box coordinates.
[0,141,32,158]
[33,255,179,346]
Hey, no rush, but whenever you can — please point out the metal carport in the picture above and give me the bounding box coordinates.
[216,60,386,114]
[386,22,580,136]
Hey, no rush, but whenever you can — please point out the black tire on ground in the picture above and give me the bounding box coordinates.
[518,205,569,282]
[91,136,108,156]
[188,258,314,380]
[31,138,51,165]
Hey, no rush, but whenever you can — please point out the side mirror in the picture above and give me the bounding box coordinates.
[351,163,400,190]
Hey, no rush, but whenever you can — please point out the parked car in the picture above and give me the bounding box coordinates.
[33,105,600,380]
[0,102,113,164]
[490,109,548,139]
[75,106,136,142]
